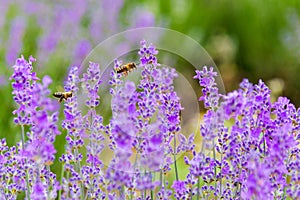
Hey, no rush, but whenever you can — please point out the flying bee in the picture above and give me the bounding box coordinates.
[115,62,137,76]
[53,91,73,103]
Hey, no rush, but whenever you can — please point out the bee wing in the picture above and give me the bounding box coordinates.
[56,85,64,91]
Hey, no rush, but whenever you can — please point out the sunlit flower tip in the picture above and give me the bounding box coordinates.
[172,180,187,195]
[29,55,36,63]
[138,40,158,65]
[239,78,252,90]
[140,39,146,46]
[193,66,217,81]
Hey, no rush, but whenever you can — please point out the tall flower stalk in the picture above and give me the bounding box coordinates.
[10,55,35,199]
[10,56,60,199]
[81,62,106,199]
[59,66,85,199]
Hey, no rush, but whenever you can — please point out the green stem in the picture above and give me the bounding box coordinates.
[200,139,205,154]
[130,188,133,200]
[220,153,223,197]
[74,149,84,200]
[159,169,163,190]
[151,189,153,200]
[21,125,31,200]
[150,172,154,200]
[197,138,207,200]
[213,141,217,200]
[46,165,51,200]
[173,134,179,181]
[282,186,286,199]
[196,176,200,200]
[120,185,124,199]
[58,163,65,200]
[143,170,147,198]
[90,109,95,196]
[21,125,25,150]
[66,171,70,198]
[263,131,266,156]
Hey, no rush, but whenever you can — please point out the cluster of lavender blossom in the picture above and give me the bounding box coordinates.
[2,40,299,200]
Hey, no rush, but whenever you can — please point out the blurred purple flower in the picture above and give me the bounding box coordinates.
[135,172,159,191]
[6,17,25,65]
[0,75,7,86]
[130,7,155,27]
[241,155,272,200]
[102,0,124,33]
[30,181,45,200]
[73,39,92,66]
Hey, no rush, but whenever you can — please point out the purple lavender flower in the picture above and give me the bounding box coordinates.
[157,182,173,200]
[10,55,39,126]
[106,62,138,194]
[135,172,159,191]
[25,75,60,163]
[177,133,195,153]
[60,66,85,199]
[110,77,138,150]
[10,56,60,200]
[192,66,300,199]
[194,66,219,109]
[106,41,184,199]
[105,150,134,191]
[0,139,26,199]
[30,180,45,200]
[138,39,159,66]
[137,42,182,174]
[81,62,106,199]
[241,154,272,199]
[82,62,102,108]
[172,180,187,199]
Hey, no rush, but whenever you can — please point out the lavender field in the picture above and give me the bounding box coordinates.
[1,40,298,199]
[1,1,300,200]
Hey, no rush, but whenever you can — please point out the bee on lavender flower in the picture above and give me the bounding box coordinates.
[53,91,72,103]
[115,62,137,76]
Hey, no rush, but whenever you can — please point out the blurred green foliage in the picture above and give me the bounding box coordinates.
[135,0,300,104]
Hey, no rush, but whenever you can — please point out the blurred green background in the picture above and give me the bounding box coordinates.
[1,0,300,176]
